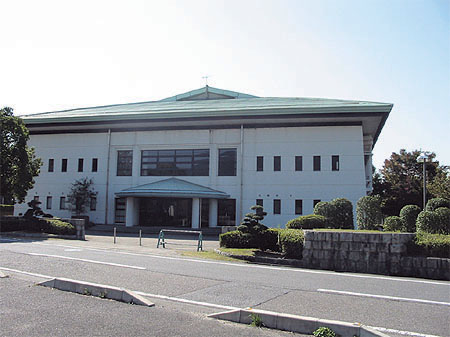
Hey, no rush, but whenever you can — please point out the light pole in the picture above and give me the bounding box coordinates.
[417,152,431,209]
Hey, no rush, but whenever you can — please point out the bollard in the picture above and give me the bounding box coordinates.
[139,230,142,246]
[114,227,116,244]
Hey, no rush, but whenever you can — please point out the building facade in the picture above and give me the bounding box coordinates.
[15,86,392,228]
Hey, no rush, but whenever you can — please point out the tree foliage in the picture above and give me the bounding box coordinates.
[67,178,96,215]
[372,149,447,216]
[0,107,42,204]
[356,195,383,230]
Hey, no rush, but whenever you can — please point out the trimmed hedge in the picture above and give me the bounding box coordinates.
[278,229,304,259]
[399,205,421,233]
[0,217,75,235]
[40,219,75,235]
[407,232,450,258]
[313,198,353,229]
[219,231,253,248]
[416,209,450,235]
[356,195,383,230]
[0,204,14,216]
[425,198,450,212]
[286,215,327,229]
[383,216,404,232]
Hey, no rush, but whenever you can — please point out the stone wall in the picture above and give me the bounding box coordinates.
[302,231,449,280]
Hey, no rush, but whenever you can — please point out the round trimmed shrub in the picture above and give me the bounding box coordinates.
[330,198,354,229]
[278,229,304,259]
[416,211,441,234]
[356,195,383,230]
[313,201,335,224]
[220,231,253,248]
[435,207,450,234]
[286,214,326,229]
[425,198,450,212]
[399,205,421,232]
[383,216,404,232]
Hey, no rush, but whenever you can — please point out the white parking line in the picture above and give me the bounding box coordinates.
[26,253,146,270]
[317,289,450,306]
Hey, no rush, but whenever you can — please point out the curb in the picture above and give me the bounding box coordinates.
[1,232,79,240]
[214,249,304,267]
[208,308,390,337]
[38,277,154,307]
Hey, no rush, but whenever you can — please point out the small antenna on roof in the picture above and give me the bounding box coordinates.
[202,75,210,86]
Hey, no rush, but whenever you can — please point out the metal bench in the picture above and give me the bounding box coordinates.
[157,229,203,251]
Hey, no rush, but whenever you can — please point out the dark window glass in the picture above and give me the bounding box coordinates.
[313,199,321,208]
[332,155,340,171]
[218,148,237,176]
[256,156,264,171]
[48,159,54,172]
[46,196,52,210]
[59,197,66,210]
[62,159,68,172]
[115,198,126,223]
[90,196,97,211]
[273,199,281,214]
[218,199,236,226]
[92,158,98,172]
[141,149,209,176]
[274,156,281,171]
[295,200,303,215]
[117,151,133,176]
[256,199,263,207]
[313,156,321,171]
[295,156,303,171]
[78,158,84,172]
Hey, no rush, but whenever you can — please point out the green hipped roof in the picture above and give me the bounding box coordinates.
[115,177,230,199]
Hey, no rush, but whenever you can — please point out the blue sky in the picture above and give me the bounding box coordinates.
[1,0,448,169]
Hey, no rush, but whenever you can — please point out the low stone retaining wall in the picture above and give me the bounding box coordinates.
[302,231,449,280]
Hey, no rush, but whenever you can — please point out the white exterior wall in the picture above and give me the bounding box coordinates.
[16,125,367,228]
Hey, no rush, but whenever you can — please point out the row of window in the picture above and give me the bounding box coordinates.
[257,155,339,172]
[257,199,321,215]
[34,195,97,211]
[48,158,98,173]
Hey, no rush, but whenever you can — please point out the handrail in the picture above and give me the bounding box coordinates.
[157,229,203,251]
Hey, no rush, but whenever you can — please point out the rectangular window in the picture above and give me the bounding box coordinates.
[48,159,54,172]
[115,198,126,223]
[90,196,97,211]
[117,150,133,176]
[332,155,340,171]
[141,149,209,176]
[217,199,236,226]
[218,148,237,176]
[274,156,281,171]
[295,156,303,171]
[92,158,98,172]
[313,156,321,171]
[273,199,281,214]
[46,196,52,210]
[295,200,303,215]
[313,199,321,208]
[59,197,66,210]
[256,199,263,207]
[256,156,264,171]
[78,158,84,172]
[61,159,68,172]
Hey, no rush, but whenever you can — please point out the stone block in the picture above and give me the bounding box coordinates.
[304,231,314,240]
[339,232,353,242]
[390,244,406,254]
[351,242,362,251]
[319,259,331,270]
[381,234,392,243]
[401,257,412,268]
[356,261,368,272]
[321,240,332,250]
[355,233,368,242]
[426,258,439,269]
[332,232,340,241]
[376,243,388,252]
[312,241,322,249]
[349,251,361,261]
[304,241,312,249]
[325,232,333,242]
[390,254,401,263]
[338,250,349,259]
[339,242,349,250]
[368,233,381,242]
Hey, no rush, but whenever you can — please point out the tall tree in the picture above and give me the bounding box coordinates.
[372,149,446,216]
[0,107,42,204]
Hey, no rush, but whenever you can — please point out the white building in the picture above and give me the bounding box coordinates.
[15,86,392,229]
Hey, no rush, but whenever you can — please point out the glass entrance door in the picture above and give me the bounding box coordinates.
[139,198,192,227]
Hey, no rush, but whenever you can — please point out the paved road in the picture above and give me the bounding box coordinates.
[1,236,449,337]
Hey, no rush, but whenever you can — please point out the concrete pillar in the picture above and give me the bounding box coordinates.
[209,199,218,227]
[191,198,200,229]
[125,197,138,227]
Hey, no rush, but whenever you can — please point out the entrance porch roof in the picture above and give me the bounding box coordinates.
[116,177,230,199]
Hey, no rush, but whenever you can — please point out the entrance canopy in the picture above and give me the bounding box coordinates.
[116,177,230,199]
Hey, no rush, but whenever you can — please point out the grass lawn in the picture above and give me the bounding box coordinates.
[180,250,248,262]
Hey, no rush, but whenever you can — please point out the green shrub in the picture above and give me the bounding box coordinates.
[0,216,27,232]
[313,198,353,229]
[400,205,421,232]
[38,218,75,235]
[278,229,304,259]
[435,207,450,234]
[0,204,14,216]
[383,216,404,232]
[220,231,251,248]
[425,198,450,212]
[286,214,326,230]
[356,195,383,230]
[407,232,450,258]
[416,211,441,234]
[313,327,336,337]
[313,201,334,225]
